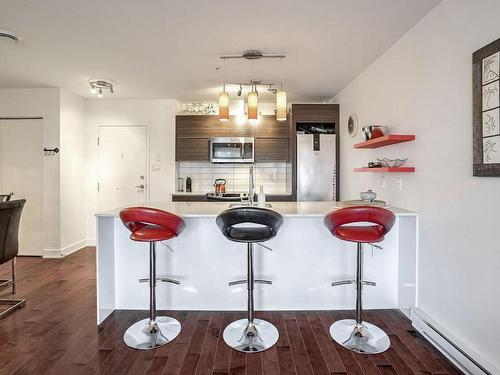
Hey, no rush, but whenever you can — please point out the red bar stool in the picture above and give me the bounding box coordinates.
[119,207,185,350]
[324,206,395,354]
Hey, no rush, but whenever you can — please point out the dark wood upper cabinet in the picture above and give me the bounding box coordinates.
[290,104,338,123]
[175,138,209,161]
[254,138,289,161]
[176,115,288,138]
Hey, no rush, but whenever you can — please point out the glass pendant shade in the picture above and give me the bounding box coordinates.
[276,91,287,121]
[247,91,258,120]
[219,91,229,121]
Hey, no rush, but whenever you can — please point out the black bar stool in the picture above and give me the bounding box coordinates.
[324,206,396,354]
[216,207,283,353]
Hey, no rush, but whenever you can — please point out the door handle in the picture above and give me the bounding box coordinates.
[135,184,145,189]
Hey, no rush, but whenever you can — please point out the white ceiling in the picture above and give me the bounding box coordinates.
[0,0,440,102]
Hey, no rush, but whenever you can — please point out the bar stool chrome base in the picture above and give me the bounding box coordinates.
[330,319,390,354]
[223,318,279,353]
[124,316,181,350]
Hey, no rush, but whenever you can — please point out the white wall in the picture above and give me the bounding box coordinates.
[60,90,87,254]
[85,99,179,240]
[0,88,61,252]
[332,0,500,370]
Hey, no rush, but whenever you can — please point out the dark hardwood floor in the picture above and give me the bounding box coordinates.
[0,247,462,375]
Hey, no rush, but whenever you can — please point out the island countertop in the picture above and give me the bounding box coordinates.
[96,201,417,218]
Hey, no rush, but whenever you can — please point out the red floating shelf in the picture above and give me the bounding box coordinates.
[353,167,415,173]
[354,134,415,149]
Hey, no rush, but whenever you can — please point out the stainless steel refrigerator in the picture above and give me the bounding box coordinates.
[297,133,336,201]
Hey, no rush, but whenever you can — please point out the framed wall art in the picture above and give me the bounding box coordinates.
[473,37,500,176]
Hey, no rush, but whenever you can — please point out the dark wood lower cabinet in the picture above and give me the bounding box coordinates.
[175,138,209,161]
[254,138,289,162]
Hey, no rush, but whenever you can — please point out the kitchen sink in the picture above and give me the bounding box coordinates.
[228,202,272,208]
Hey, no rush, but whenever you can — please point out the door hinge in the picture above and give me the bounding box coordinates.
[97,182,100,191]
[97,137,100,146]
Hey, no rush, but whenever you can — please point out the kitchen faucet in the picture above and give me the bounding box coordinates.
[249,166,255,205]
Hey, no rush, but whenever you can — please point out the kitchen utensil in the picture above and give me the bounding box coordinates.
[360,189,377,202]
[377,158,408,168]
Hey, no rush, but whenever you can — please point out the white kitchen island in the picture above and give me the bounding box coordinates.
[96,202,418,325]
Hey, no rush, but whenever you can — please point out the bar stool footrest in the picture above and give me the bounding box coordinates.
[331,279,376,287]
[0,279,12,289]
[0,298,25,318]
[138,277,180,285]
[228,279,272,287]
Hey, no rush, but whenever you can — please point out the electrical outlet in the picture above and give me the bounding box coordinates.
[397,177,403,191]
[380,175,386,189]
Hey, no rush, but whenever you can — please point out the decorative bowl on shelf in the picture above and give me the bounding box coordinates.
[377,157,408,168]
[361,125,389,140]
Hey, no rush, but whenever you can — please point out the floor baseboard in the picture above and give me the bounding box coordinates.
[43,239,95,259]
[411,308,497,375]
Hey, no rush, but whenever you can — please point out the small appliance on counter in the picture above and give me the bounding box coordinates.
[185,177,192,192]
[213,179,226,194]
[177,177,184,192]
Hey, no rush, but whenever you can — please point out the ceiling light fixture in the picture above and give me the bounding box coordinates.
[89,80,114,97]
[247,84,258,121]
[0,29,21,43]
[218,60,229,121]
[276,57,287,121]
[218,50,286,122]
[219,84,229,121]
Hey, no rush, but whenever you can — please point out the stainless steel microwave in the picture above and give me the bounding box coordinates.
[210,137,254,163]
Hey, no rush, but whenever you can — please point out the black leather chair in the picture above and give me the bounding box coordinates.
[0,199,26,317]
[216,207,283,353]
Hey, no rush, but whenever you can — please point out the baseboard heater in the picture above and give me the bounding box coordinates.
[411,308,496,375]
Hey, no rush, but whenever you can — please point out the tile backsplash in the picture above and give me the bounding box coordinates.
[177,162,292,194]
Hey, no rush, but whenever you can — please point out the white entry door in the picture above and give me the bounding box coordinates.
[98,126,148,212]
[0,119,43,256]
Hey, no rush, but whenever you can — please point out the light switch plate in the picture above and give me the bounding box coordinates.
[380,175,386,189]
[397,177,403,191]
[152,161,161,171]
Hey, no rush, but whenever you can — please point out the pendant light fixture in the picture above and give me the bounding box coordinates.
[219,60,229,121]
[247,83,258,120]
[219,83,229,121]
[276,57,287,121]
[276,89,287,121]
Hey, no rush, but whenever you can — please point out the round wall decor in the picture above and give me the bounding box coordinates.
[348,114,359,137]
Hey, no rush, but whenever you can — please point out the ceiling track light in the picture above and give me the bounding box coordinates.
[0,29,21,43]
[218,50,287,121]
[89,80,114,97]
[220,50,286,61]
